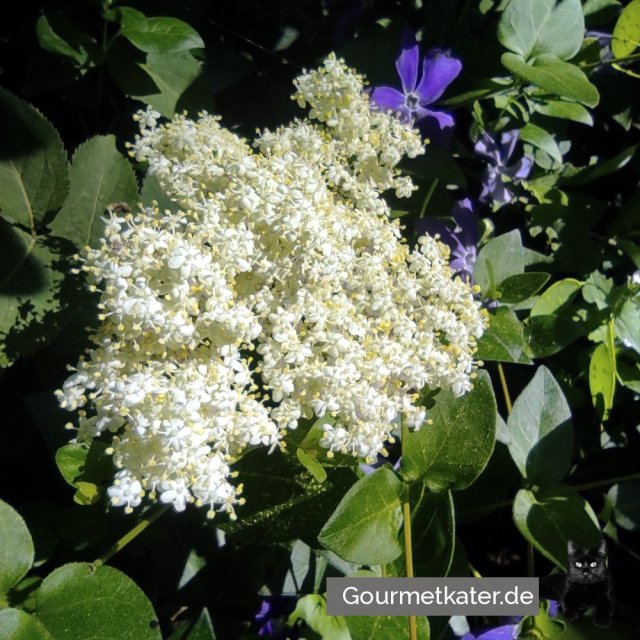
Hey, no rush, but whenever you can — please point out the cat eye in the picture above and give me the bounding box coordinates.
[575,561,582,567]
[590,561,598,567]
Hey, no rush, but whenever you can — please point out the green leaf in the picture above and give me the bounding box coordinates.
[390,489,455,578]
[346,613,430,639]
[561,145,638,185]
[220,449,355,543]
[520,123,563,166]
[288,594,350,640]
[476,307,529,363]
[35,563,161,640]
[167,608,216,640]
[400,370,497,490]
[614,296,640,354]
[533,99,593,125]
[513,488,602,569]
[116,8,204,54]
[139,52,202,117]
[525,314,585,357]
[608,482,640,531]
[530,278,582,316]
[0,500,34,596]
[496,272,550,303]
[612,0,640,58]
[617,359,640,392]
[318,468,404,565]
[296,448,328,483]
[589,341,616,421]
[0,88,68,228]
[50,136,138,248]
[35,13,99,67]
[0,609,52,640]
[402,147,466,187]
[502,53,600,107]
[474,230,526,298]
[498,0,585,61]
[508,366,573,486]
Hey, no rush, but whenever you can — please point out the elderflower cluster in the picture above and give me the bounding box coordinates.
[57,55,486,518]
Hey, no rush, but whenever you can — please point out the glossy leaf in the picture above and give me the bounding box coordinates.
[318,468,404,565]
[117,8,204,54]
[0,609,52,640]
[0,88,68,228]
[507,366,573,485]
[35,563,161,640]
[496,272,550,303]
[513,488,602,569]
[49,136,138,248]
[0,499,34,596]
[401,370,496,491]
[502,53,600,107]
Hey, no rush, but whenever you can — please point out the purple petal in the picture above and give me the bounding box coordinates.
[499,130,520,162]
[503,155,533,180]
[416,49,462,105]
[480,168,513,205]
[417,107,455,131]
[396,33,420,94]
[452,198,479,247]
[475,133,501,165]
[371,86,406,112]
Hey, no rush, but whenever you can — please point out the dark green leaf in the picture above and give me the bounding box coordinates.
[474,230,526,298]
[525,314,585,357]
[0,609,52,640]
[50,136,138,248]
[513,488,602,569]
[561,145,638,185]
[0,88,68,227]
[498,0,585,61]
[476,307,529,363]
[507,366,573,485]
[318,468,403,565]
[166,608,216,640]
[0,499,34,596]
[402,147,466,187]
[35,563,161,639]
[36,13,99,67]
[502,53,600,107]
[608,482,640,531]
[401,370,496,491]
[533,99,593,125]
[497,272,550,303]
[117,8,204,54]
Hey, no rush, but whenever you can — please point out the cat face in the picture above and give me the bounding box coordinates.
[567,540,608,582]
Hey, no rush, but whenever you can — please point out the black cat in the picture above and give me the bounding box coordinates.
[540,539,614,628]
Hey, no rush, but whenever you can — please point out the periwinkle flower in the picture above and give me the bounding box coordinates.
[417,198,479,283]
[475,130,533,205]
[371,33,462,131]
[254,596,299,639]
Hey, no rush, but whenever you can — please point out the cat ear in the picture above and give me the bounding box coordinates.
[567,540,576,554]
[597,538,607,555]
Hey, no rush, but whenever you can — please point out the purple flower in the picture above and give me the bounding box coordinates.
[417,198,479,283]
[460,624,518,640]
[371,33,462,131]
[475,130,533,205]
[254,596,299,639]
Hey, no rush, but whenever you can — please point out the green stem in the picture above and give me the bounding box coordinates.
[401,419,418,640]
[497,363,512,415]
[93,505,170,567]
[581,51,640,70]
[419,179,439,219]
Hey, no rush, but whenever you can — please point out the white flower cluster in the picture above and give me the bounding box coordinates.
[57,54,486,518]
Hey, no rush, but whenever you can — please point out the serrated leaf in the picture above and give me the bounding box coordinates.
[318,468,404,565]
[513,488,602,569]
[0,499,34,596]
[116,7,204,54]
[508,366,573,486]
[498,0,585,61]
[0,609,52,640]
[533,99,594,125]
[474,230,526,299]
[612,0,640,58]
[0,88,68,228]
[35,563,161,640]
[50,135,138,248]
[400,370,496,490]
[589,341,616,421]
[476,307,529,363]
[502,53,599,107]
[497,272,550,303]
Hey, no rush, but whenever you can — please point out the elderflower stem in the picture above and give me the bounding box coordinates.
[496,363,512,414]
[93,505,171,567]
[419,179,439,218]
[401,419,418,640]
